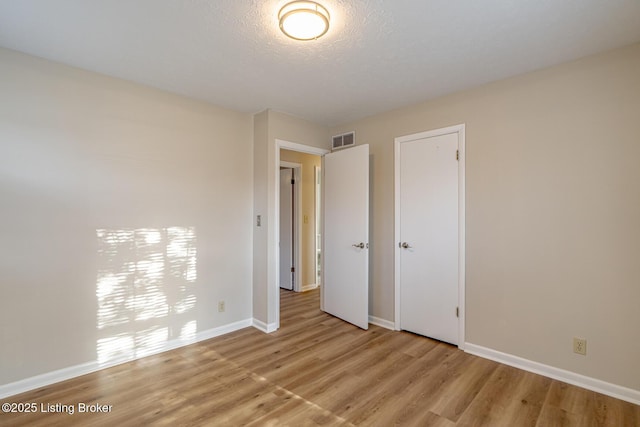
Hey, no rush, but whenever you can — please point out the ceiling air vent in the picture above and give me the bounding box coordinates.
[332,131,355,151]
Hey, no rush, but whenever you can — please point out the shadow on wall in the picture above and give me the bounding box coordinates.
[95,227,197,366]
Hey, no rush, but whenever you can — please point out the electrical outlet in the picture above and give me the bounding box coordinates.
[218,301,225,312]
[573,337,587,355]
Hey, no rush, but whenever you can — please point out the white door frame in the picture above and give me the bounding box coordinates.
[274,140,329,330]
[279,161,302,291]
[394,124,466,349]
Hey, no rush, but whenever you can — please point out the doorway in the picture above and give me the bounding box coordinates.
[275,141,370,331]
[280,149,321,294]
[272,140,329,330]
[394,124,466,348]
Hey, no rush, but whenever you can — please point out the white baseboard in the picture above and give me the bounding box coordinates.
[300,283,318,292]
[0,361,101,401]
[195,319,253,341]
[465,343,640,406]
[0,318,253,400]
[252,318,278,333]
[368,315,395,330]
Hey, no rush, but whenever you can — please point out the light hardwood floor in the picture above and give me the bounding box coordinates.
[2,288,639,426]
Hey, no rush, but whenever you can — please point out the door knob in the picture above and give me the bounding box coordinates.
[352,242,365,249]
[400,242,412,249]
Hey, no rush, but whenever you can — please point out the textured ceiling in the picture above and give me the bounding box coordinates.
[1,0,640,126]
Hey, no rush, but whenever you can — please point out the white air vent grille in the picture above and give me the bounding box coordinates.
[332,131,355,150]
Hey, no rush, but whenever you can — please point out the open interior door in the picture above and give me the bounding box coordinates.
[322,144,369,329]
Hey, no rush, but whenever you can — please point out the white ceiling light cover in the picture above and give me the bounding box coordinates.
[279,1,330,41]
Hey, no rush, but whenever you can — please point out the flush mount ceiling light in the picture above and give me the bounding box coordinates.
[279,1,330,41]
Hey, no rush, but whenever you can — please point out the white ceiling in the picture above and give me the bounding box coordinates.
[1,0,640,126]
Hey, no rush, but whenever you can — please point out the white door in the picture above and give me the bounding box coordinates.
[398,132,460,345]
[279,168,293,290]
[323,144,369,330]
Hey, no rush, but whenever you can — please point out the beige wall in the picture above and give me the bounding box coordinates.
[280,149,322,288]
[0,48,254,385]
[330,43,640,391]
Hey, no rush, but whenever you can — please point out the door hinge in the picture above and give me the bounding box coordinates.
[291,178,295,185]
[290,267,295,273]
[456,150,459,161]
[456,307,459,318]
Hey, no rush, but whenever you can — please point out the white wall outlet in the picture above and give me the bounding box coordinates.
[573,337,587,355]
[218,301,225,312]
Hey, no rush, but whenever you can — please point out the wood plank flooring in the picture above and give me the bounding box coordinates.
[2,288,638,426]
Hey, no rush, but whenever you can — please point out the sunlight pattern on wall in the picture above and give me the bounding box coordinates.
[96,227,197,366]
